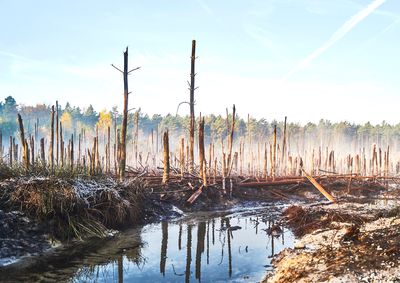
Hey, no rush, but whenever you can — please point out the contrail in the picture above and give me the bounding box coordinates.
[282,0,387,81]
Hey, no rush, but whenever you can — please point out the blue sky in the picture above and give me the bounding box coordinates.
[0,0,399,124]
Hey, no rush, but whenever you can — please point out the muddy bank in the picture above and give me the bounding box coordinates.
[264,194,400,282]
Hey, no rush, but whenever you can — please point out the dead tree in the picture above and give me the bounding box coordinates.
[0,131,2,163]
[56,100,59,165]
[272,125,277,181]
[112,47,140,181]
[199,117,206,186]
[9,136,12,166]
[162,131,170,184]
[17,114,29,169]
[40,138,45,165]
[189,40,197,173]
[49,106,55,170]
[281,116,287,174]
[227,104,236,176]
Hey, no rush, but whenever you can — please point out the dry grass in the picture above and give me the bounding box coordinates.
[0,176,146,240]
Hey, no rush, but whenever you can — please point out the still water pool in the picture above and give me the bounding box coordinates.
[9,205,294,283]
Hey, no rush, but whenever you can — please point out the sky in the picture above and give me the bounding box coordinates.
[0,0,399,124]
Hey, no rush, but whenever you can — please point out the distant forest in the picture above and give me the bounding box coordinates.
[1,96,399,153]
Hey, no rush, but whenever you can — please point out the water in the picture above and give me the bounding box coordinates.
[7,205,294,283]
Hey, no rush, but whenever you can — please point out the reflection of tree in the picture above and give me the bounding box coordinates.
[160,221,168,276]
[195,222,206,281]
[185,225,193,283]
[226,218,233,278]
[118,255,123,283]
[178,222,182,250]
[7,227,145,282]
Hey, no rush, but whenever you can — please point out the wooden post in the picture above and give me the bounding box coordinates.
[189,39,196,173]
[49,106,55,171]
[162,131,170,184]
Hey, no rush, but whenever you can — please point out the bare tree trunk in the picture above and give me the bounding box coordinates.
[70,134,74,170]
[189,40,196,173]
[134,110,139,167]
[227,104,236,176]
[9,136,12,166]
[199,117,206,186]
[40,138,45,165]
[17,114,29,169]
[30,136,34,165]
[273,125,277,181]
[180,137,185,179]
[60,122,64,167]
[0,131,2,163]
[282,116,287,175]
[49,106,55,171]
[162,131,170,184]
[56,100,59,165]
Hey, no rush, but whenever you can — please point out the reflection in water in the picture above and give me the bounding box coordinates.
[118,255,123,283]
[160,221,168,276]
[185,224,192,283]
[195,222,206,281]
[4,207,294,283]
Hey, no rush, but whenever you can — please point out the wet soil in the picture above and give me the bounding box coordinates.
[264,194,400,282]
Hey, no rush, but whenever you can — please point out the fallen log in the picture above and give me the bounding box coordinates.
[186,185,204,204]
[302,168,336,203]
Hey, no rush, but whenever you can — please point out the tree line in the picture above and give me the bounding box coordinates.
[1,96,399,152]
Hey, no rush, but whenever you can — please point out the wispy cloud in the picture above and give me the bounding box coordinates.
[244,24,289,64]
[282,0,387,81]
[195,0,214,16]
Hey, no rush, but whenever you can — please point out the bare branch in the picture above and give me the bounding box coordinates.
[111,64,123,73]
[176,101,190,116]
[128,66,141,74]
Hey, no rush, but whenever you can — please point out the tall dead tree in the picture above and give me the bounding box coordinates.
[189,39,197,173]
[112,47,140,181]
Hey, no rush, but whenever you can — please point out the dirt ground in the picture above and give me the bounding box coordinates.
[264,189,400,283]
